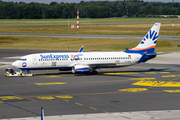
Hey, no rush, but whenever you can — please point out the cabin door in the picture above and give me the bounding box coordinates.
[32,55,37,65]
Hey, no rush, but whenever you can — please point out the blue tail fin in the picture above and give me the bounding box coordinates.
[41,107,44,120]
[125,23,161,54]
[78,46,84,52]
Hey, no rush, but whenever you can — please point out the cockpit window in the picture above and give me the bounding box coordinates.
[19,59,27,61]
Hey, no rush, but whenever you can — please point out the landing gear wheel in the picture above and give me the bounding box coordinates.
[92,70,97,75]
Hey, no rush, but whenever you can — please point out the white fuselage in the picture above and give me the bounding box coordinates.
[12,51,142,70]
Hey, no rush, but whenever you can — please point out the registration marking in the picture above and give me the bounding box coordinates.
[163,90,180,93]
[35,82,67,85]
[132,81,180,87]
[118,88,148,92]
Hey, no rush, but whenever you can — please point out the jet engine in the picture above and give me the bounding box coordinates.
[72,65,91,73]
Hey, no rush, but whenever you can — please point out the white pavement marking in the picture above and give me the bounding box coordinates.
[2,110,180,120]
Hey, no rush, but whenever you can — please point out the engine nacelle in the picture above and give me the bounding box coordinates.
[72,65,91,73]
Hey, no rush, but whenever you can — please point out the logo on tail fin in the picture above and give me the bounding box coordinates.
[140,30,158,45]
[124,23,161,54]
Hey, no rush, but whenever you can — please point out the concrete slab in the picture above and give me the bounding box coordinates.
[2,110,180,120]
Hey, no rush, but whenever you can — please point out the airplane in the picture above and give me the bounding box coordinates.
[12,23,161,74]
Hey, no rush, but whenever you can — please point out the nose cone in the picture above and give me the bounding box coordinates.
[12,61,19,68]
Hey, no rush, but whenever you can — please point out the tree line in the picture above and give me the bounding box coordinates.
[0,0,179,19]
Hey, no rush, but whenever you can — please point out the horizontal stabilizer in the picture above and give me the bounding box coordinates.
[138,51,156,62]
[146,52,157,56]
[147,52,170,56]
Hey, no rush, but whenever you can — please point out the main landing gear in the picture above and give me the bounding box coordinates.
[91,70,97,75]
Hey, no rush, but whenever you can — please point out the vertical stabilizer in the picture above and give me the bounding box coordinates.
[78,46,84,52]
[125,23,161,54]
[41,107,44,120]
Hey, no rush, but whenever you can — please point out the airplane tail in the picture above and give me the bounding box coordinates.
[125,23,161,54]
[41,107,44,120]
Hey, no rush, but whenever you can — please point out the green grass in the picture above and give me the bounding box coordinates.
[0,18,179,36]
[0,23,179,36]
[0,18,180,24]
[156,41,172,47]
[0,36,180,52]
[0,18,179,52]
[0,36,18,43]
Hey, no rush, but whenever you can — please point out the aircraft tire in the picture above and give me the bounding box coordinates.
[92,70,97,75]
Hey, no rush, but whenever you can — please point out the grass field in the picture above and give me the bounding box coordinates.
[0,36,179,52]
[0,18,179,51]
[0,24,180,36]
[0,18,179,36]
[0,18,180,24]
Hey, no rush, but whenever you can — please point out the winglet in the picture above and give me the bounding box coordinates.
[78,46,84,52]
[41,107,44,120]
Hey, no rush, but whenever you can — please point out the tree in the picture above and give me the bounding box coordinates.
[50,1,58,6]
[0,1,179,19]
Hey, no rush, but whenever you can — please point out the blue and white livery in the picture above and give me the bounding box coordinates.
[12,23,161,74]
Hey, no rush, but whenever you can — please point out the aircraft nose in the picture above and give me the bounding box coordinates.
[12,61,19,68]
